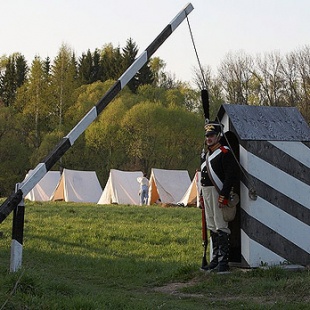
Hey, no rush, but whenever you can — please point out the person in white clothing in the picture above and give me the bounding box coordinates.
[138,173,149,205]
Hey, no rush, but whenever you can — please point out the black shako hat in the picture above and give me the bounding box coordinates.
[204,120,223,136]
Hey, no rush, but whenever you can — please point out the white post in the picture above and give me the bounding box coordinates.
[10,183,25,272]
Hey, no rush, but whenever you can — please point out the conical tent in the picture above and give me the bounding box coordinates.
[177,171,201,207]
[97,169,143,205]
[50,169,102,203]
[25,170,61,202]
[148,168,191,205]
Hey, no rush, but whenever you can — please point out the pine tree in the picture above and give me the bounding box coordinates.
[121,38,154,92]
[0,54,28,107]
[78,49,93,84]
[15,54,28,87]
[137,62,154,88]
[43,57,51,78]
[92,49,102,82]
[0,56,16,106]
[122,38,139,93]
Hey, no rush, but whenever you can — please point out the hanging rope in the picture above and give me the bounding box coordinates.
[186,16,207,89]
[187,16,210,119]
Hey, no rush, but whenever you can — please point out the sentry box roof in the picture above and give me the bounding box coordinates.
[218,104,310,142]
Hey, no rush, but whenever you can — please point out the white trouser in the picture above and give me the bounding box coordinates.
[201,186,230,234]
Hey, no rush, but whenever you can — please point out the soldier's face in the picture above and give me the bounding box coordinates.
[205,133,219,146]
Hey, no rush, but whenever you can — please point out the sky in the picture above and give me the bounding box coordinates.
[1,0,309,86]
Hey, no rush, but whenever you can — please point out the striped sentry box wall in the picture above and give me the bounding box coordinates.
[218,104,310,267]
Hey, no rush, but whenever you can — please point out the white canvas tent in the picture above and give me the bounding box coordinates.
[50,169,102,203]
[25,170,61,201]
[148,168,191,205]
[97,169,143,205]
[177,171,201,207]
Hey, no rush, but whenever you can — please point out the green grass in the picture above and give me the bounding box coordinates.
[0,201,309,309]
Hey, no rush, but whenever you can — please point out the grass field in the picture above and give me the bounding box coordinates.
[0,201,309,309]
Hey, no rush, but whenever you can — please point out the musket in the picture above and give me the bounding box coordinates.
[200,194,208,268]
[200,88,209,269]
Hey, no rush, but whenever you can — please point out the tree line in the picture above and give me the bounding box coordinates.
[194,46,310,122]
[0,40,309,196]
[0,39,202,196]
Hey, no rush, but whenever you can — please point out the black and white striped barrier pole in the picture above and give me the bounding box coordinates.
[0,3,194,224]
[10,183,25,272]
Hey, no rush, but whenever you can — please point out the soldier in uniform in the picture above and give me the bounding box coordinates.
[200,120,238,272]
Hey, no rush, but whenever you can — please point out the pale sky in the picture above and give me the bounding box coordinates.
[1,0,309,86]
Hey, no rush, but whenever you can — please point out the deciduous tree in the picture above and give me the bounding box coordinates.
[50,44,78,130]
[14,56,51,149]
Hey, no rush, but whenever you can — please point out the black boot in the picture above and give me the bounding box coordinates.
[217,230,230,272]
[202,231,219,271]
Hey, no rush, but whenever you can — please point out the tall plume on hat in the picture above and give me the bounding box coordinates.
[201,89,209,123]
[201,88,223,134]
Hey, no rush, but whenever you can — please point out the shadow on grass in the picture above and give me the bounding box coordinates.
[1,245,205,310]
